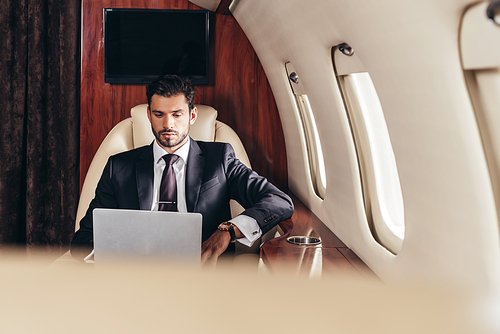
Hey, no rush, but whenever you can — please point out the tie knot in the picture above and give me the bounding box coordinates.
[163,154,179,166]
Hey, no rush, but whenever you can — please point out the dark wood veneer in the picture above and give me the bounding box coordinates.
[261,194,377,278]
[81,0,287,192]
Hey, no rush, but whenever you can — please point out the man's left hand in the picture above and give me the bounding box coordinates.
[201,225,243,268]
[201,230,231,268]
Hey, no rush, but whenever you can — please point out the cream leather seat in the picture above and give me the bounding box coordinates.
[72,104,268,258]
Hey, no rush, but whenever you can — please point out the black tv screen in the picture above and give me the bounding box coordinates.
[104,8,210,84]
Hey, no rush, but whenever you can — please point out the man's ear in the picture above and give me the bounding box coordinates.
[147,106,152,123]
[190,106,198,125]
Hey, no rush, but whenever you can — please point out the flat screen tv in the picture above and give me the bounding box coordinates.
[104,8,210,84]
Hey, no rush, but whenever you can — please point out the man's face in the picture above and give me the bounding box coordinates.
[147,94,198,153]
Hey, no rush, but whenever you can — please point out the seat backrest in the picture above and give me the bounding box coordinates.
[75,104,251,231]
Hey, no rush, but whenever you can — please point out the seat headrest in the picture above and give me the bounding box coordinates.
[131,104,218,148]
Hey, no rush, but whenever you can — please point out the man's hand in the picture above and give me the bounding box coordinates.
[201,230,231,268]
[201,225,243,268]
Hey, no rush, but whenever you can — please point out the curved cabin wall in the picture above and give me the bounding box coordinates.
[80,0,287,192]
[231,0,500,292]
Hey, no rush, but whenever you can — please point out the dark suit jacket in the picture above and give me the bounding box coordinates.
[71,139,294,259]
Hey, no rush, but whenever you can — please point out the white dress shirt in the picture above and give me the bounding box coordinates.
[151,138,262,246]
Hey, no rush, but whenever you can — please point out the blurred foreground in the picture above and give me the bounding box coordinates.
[0,248,498,333]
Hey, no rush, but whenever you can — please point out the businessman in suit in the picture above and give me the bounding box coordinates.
[71,75,294,264]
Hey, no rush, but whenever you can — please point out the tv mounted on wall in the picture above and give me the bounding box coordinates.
[104,8,210,85]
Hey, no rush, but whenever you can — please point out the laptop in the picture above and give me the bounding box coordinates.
[92,208,202,266]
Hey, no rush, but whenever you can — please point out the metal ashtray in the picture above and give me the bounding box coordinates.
[286,236,322,246]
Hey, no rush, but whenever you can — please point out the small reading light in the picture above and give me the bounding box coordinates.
[487,0,500,26]
[338,43,354,56]
[289,72,299,84]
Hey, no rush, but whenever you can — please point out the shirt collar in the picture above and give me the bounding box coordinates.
[153,137,190,165]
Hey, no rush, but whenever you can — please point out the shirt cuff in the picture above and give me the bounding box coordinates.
[229,215,262,247]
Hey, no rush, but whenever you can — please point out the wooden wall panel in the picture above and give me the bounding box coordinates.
[81,0,288,192]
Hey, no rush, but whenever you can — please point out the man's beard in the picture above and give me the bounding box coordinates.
[152,126,189,149]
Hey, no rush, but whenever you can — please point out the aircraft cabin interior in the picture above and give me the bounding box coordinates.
[1,0,500,332]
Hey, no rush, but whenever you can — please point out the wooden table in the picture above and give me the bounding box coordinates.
[261,193,376,279]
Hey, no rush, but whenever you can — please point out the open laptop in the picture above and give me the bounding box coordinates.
[92,208,202,266]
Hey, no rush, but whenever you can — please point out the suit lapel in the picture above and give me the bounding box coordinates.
[136,144,154,210]
[186,139,204,212]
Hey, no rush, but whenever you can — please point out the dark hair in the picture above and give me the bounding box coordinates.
[146,75,195,110]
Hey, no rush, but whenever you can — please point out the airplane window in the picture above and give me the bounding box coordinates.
[298,95,327,192]
[461,2,500,224]
[332,46,405,254]
[285,62,327,199]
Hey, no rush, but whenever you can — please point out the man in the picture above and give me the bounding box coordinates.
[71,75,294,265]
